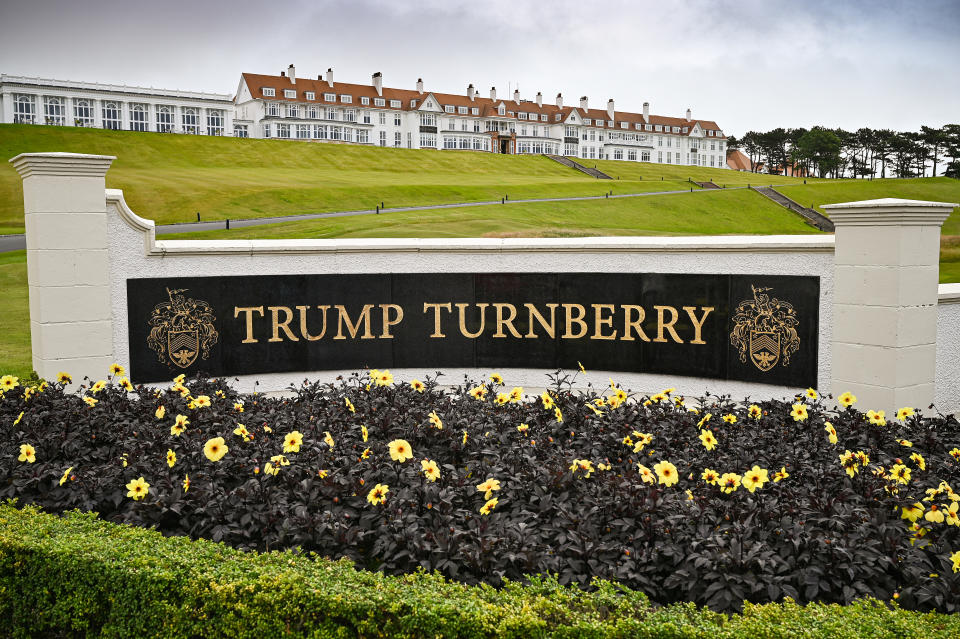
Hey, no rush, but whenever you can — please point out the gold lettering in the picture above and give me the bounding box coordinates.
[684,306,714,345]
[456,303,488,339]
[653,305,683,343]
[297,305,329,341]
[621,305,650,342]
[562,303,588,339]
[334,304,375,340]
[591,304,617,340]
[493,303,522,338]
[234,306,264,344]
[268,306,299,342]
[380,304,404,338]
[423,303,452,338]
[524,303,557,339]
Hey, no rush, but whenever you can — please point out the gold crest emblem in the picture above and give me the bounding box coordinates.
[147,288,219,369]
[730,285,800,372]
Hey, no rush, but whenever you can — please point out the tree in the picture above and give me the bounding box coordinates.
[795,127,842,178]
[742,131,761,172]
[920,125,947,177]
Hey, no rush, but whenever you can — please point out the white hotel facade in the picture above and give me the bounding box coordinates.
[1,65,726,167]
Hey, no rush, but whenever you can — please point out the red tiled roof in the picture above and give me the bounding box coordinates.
[726,149,751,171]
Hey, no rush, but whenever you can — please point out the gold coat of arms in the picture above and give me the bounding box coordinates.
[147,288,219,369]
[730,285,800,372]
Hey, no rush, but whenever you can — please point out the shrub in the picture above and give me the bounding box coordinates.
[0,369,958,614]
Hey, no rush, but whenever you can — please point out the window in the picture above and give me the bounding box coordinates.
[344,109,356,122]
[518,112,527,120]
[460,119,468,131]
[444,105,454,113]
[361,97,369,105]
[471,107,479,115]
[378,112,385,125]
[497,104,505,115]
[276,123,290,138]
[234,124,248,138]
[675,152,680,163]
[628,150,637,161]
[458,106,467,114]
[655,125,663,131]
[710,141,716,151]
[410,99,418,108]
[613,149,623,160]
[340,95,352,103]
[395,131,402,147]
[672,126,680,133]
[286,104,299,118]
[645,124,653,131]
[267,102,280,117]
[657,151,662,163]
[682,127,688,133]
[306,92,315,101]
[262,123,271,138]
[666,137,672,147]
[473,120,480,132]
[419,113,436,127]
[296,124,310,139]
[394,113,401,126]
[344,127,355,141]
[14,94,36,123]
[621,122,628,129]
[102,101,121,130]
[407,132,412,148]
[565,126,576,137]
[596,120,604,127]
[362,111,371,124]
[129,103,148,131]
[74,99,94,127]
[555,113,562,121]
[419,133,436,148]
[181,107,199,134]
[307,106,319,119]
[641,151,651,162]
[374,97,385,107]
[324,93,335,102]
[665,152,671,164]
[43,96,64,125]
[329,126,342,140]
[263,88,275,97]
[157,106,174,132]
[357,129,369,143]
[207,110,224,136]
[379,130,386,146]
[584,118,591,125]
[314,124,327,139]
[284,89,296,98]
[390,99,400,108]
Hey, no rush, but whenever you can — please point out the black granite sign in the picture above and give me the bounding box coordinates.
[127,273,819,387]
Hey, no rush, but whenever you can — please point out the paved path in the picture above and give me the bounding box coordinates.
[0,183,772,253]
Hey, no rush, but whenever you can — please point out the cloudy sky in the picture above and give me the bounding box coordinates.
[2,0,957,136]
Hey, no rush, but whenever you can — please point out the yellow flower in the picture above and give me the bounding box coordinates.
[83,396,98,407]
[233,424,252,441]
[569,459,595,478]
[1,375,19,392]
[839,450,859,478]
[517,423,529,433]
[421,459,441,482]
[360,447,371,460]
[489,373,504,385]
[951,448,960,462]
[824,422,838,445]
[773,466,790,482]
[263,462,278,476]
[476,477,501,499]
[121,453,128,467]
[192,395,211,409]
[410,379,425,392]
[838,392,857,408]
[509,387,523,402]
[720,473,741,494]
[701,468,719,485]
[423,411,443,430]
[316,469,329,479]
[462,430,468,445]
[540,392,555,409]
[59,466,74,486]
[951,550,960,573]
[375,370,394,386]
[746,404,762,420]
[110,363,125,376]
[804,388,818,400]
[173,374,186,384]
[653,460,679,487]
[182,475,190,492]
[90,380,106,394]
[554,407,563,423]
[166,449,176,468]
[18,443,36,463]
[469,386,487,400]
[388,439,413,463]
[13,411,24,426]
[790,403,808,422]
[910,452,926,471]
[741,466,769,493]
[925,504,945,524]
[946,502,960,527]
[889,463,911,485]
[699,430,718,451]
[722,414,737,424]
[361,425,369,442]
[866,409,886,425]
[637,464,655,484]
[697,413,713,428]
[367,483,389,505]
[233,401,244,412]
[345,397,355,413]
[480,497,499,515]
[126,476,149,501]
[56,372,72,384]
[614,388,628,404]
[270,454,290,467]
[902,503,924,523]
[203,437,228,462]
[896,407,914,421]
[155,405,166,419]
[495,392,509,405]
[118,377,134,392]
[897,439,913,447]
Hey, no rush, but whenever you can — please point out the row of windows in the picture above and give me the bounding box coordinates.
[261,87,402,109]
[12,95,225,134]
[263,123,370,143]
[516,141,559,154]
[442,135,492,151]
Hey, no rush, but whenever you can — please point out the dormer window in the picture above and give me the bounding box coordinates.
[374,97,385,107]
[645,124,652,131]
[555,114,561,121]
[445,105,454,113]
[340,95,352,103]
[410,99,417,107]
[389,99,400,108]
[458,106,468,114]
[584,118,591,125]
[655,124,662,131]
[284,89,296,98]
[263,88,276,97]
[540,114,547,122]
[682,126,688,133]
[305,92,315,100]
[324,93,335,102]
[672,126,680,133]
[361,96,370,105]
[621,122,628,129]
[497,104,505,115]
[518,112,527,120]
[635,123,642,130]
[471,107,479,115]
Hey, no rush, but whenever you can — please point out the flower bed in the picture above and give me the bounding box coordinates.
[1,368,959,614]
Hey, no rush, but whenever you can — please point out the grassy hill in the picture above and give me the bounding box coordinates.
[0,124,812,234]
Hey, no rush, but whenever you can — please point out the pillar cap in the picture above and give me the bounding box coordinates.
[823,198,957,227]
[9,152,115,179]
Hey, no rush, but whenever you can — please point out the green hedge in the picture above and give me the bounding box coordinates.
[0,504,958,638]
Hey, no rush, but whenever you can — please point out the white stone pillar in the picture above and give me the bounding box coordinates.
[824,198,957,414]
[9,152,116,383]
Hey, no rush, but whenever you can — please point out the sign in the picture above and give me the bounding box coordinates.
[127,273,819,387]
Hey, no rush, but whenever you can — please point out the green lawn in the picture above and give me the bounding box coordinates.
[587,158,829,186]
[0,251,30,378]
[1,124,815,232]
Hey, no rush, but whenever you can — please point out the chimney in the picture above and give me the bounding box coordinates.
[579,96,588,110]
[556,93,563,109]
[372,72,383,96]
[513,89,520,104]
[280,72,285,77]
[607,99,615,121]
[287,64,296,84]
[416,78,424,94]
[325,68,334,88]
[685,108,692,122]
[468,84,475,101]
[536,91,542,107]
[643,102,650,123]
[490,86,497,101]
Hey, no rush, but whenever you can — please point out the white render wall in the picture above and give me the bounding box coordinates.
[936,284,960,413]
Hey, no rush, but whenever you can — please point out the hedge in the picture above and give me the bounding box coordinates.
[0,504,958,638]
